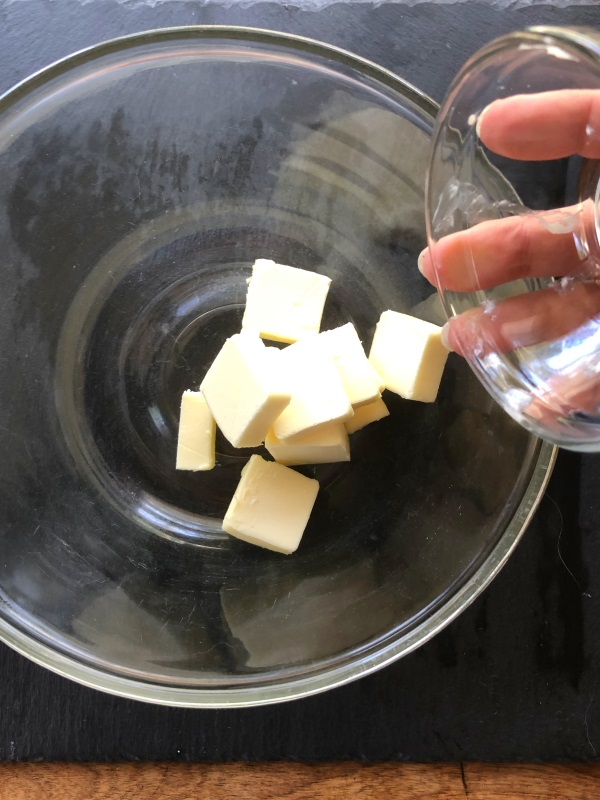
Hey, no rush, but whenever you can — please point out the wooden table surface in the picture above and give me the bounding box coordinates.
[1,762,600,799]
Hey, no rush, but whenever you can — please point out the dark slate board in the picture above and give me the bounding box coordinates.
[1,0,600,763]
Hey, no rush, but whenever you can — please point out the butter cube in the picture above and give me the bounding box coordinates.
[319,323,383,407]
[345,395,389,434]
[242,259,331,343]
[265,423,350,466]
[222,455,319,554]
[200,334,291,448]
[369,311,449,402]
[273,338,354,440]
[176,391,216,470]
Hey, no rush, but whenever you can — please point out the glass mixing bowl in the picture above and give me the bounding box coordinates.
[427,26,600,451]
[0,27,553,706]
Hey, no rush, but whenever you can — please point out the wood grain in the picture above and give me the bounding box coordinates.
[1,762,600,800]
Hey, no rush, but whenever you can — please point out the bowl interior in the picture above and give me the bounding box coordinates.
[0,29,548,703]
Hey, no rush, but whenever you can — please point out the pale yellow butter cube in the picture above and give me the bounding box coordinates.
[345,395,390,434]
[319,322,383,407]
[176,391,216,471]
[369,311,449,402]
[200,334,290,448]
[265,423,350,466]
[222,455,319,554]
[273,338,354,441]
[241,259,331,343]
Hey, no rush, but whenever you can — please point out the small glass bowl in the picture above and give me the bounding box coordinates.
[427,26,600,451]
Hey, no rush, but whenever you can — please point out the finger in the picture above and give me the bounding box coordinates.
[526,373,600,428]
[477,90,600,161]
[420,201,595,293]
[443,281,600,356]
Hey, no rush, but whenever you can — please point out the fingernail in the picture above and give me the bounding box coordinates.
[441,322,453,352]
[417,248,427,275]
[475,105,488,138]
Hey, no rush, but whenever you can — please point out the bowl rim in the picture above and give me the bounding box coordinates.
[0,24,558,707]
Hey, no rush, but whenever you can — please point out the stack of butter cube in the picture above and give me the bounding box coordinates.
[176,259,449,554]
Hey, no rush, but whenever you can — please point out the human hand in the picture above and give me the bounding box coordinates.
[419,90,600,358]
